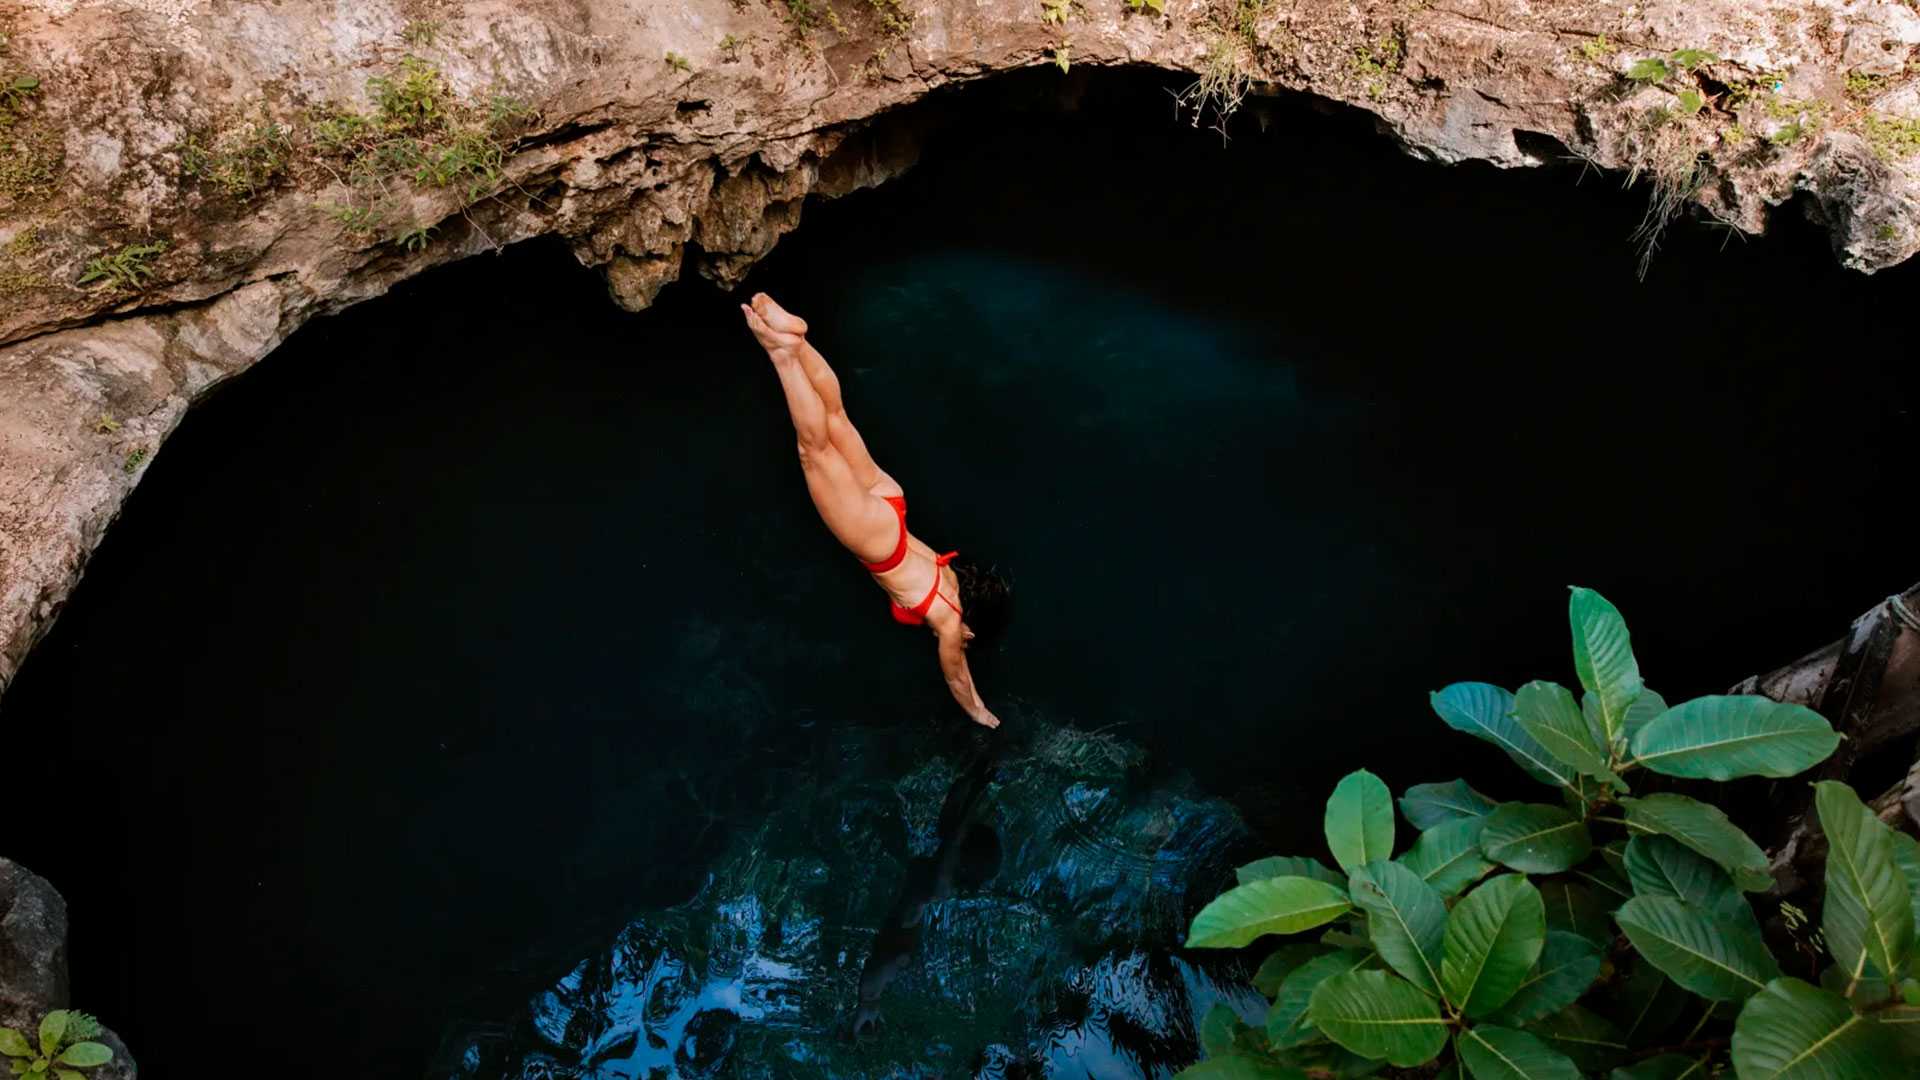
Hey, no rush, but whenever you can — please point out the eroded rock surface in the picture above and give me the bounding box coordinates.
[3,0,1920,693]
[0,859,137,1079]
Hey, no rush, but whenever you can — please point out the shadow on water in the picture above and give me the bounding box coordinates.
[1,67,1916,1078]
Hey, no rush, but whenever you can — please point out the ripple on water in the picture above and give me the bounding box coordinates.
[437,718,1254,1078]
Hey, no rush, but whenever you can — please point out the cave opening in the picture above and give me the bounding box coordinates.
[2,68,1916,1078]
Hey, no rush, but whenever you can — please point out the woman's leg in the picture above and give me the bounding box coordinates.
[749,294,885,491]
[746,302,896,561]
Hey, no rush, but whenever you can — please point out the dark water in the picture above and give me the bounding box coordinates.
[3,70,1917,1077]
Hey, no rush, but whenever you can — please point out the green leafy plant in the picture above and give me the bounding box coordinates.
[396,221,436,252]
[1040,0,1077,26]
[1862,112,1920,161]
[1174,32,1253,140]
[308,56,531,242]
[0,33,39,126]
[0,73,35,123]
[179,114,291,200]
[778,0,846,35]
[77,241,167,291]
[1124,0,1165,13]
[1579,35,1616,65]
[1627,57,1670,83]
[719,33,744,58]
[1180,588,1918,1077]
[401,18,443,47]
[0,32,58,200]
[665,50,693,73]
[1050,43,1070,74]
[864,0,912,36]
[0,1010,114,1078]
[93,413,120,434]
[123,447,148,473]
[1350,36,1403,100]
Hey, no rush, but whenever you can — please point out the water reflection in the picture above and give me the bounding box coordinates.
[437,715,1259,1077]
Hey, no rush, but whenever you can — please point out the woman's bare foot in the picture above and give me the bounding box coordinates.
[972,710,1001,730]
[740,292,810,356]
[751,292,808,337]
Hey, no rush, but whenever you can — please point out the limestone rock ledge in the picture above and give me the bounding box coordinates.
[1,0,1917,694]
[0,859,137,1079]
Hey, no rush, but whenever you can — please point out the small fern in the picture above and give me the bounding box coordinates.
[77,241,167,292]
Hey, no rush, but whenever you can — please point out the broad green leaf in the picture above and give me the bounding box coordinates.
[1586,689,1670,755]
[1890,831,1920,936]
[1443,874,1547,1016]
[1619,794,1772,891]
[1622,835,1749,922]
[1480,804,1592,874]
[1175,1057,1306,1079]
[1576,844,1633,903]
[1267,948,1373,1047]
[1307,970,1448,1066]
[0,1030,27,1058]
[1608,1054,1708,1080]
[1319,927,1370,950]
[1400,780,1497,830]
[1881,1003,1920,1056]
[1285,1041,1382,1079]
[1240,856,1345,888]
[38,1013,65,1057]
[1325,769,1395,872]
[1669,49,1717,70]
[1431,683,1572,788]
[1628,696,1837,780]
[1627,58,1670,81]
[1399,817,1494,897]
[1527,1004,1627,1071]
[1201,1002,1240,1055]
[1187,877,1352,948]
[1491,932,1603,1024]
[1538,881,1611,946]
[52,1045,110,1068]
[1254,943,1329,998]
[1731,976,1903,1078]
[57,1070,89,1080]
[1349,861,1447,995]
[1614,895,1778,1000]
[1815,781,1914,983]
[1607,959,1689,1047]
[1819,962,1899,1005]
[1568,588,1643,755]
[1456,1025,1581,1080]
[1619,688,1668,745]
[1514,681,1621,784]
[1675,90,1704,114]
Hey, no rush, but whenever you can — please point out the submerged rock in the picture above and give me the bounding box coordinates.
[435,718,1255,1078]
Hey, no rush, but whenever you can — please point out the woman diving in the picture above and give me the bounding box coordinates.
[740,293,1010,729]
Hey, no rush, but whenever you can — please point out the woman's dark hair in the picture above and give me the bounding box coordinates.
[953,560,1014,646]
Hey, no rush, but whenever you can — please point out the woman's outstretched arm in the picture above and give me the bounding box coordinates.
[934,618,1000,729]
